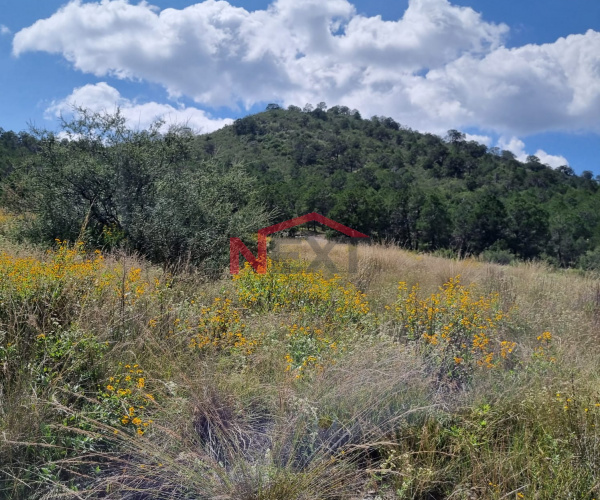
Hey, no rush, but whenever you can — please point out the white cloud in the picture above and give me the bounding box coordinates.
[11,0,600,140]
[465,133,491,146]
[0,24,11,35]
[497,136,568,168]
[534,149,569,169]
[12,0,507,115]
[45,82,233,133]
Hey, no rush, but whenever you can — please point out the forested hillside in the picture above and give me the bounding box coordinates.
[197,104,600,268]
[1,105,600,269]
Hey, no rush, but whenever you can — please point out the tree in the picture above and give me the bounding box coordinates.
[329,187,382,236]
[416,193,451,250]
[445,129,466,144]
[506,197,549,259]
[11,108,269,274]
[452,192,507,254]
[501,150,516,161]
[233,116,258,135]
[556,165,574,176]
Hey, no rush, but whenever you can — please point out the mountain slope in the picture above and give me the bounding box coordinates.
[196,104,600,267]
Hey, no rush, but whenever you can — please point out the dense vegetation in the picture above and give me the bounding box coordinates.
[2,110,268,274]
[197,103,600,268]
[3,105,600,270]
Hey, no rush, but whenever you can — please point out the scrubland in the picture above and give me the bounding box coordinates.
[1,231,600,499]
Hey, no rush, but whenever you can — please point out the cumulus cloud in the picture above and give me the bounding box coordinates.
[533,149,569,169]
[465,133,492,146]
[11,0,600,139]
[0,24,11,35]
[497,136,568,168]
[45,82,233,133]
[13,0,506,117]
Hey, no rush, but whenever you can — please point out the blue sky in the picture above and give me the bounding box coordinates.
[1,0,599,173]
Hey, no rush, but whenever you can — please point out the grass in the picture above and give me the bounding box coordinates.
[1,231,600,498]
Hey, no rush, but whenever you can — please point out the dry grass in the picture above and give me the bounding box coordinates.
[2,237,600,498]
[281,237,600,361]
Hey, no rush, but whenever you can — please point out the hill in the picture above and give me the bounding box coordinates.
[1,106,600,269]
[197,104,600,268]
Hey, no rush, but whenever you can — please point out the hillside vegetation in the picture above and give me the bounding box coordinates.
[3,106,600,270]
[199,104,600,268]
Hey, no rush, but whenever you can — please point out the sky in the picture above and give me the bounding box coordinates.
[1,0,599,173]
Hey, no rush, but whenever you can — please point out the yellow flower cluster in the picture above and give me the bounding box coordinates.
[189,297,259,354]
[115,267,148,304]
[233,259,369,322]
[0,239,166,311]
[394,276,514,376]
[0,240,104,301]
[101,363,155,436]
[533,331,556,362]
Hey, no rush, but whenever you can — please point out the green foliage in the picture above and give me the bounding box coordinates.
[191,105,600,267]
[7,108,269,273]
[2,104,600,270]
[0,128,38,179]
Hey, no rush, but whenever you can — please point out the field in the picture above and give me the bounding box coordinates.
[1,231,600,499]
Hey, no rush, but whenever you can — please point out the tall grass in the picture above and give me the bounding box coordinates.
[1,234,600,498]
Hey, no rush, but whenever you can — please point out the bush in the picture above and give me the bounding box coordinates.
[481,248,515,265]
[578,247,600,271]
[393,276,515,383]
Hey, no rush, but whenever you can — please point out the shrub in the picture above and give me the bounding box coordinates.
[393,276,515,382]
[481,248,515,265]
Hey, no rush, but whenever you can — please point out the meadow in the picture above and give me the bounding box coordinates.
[1,228,600,499]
